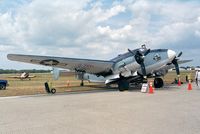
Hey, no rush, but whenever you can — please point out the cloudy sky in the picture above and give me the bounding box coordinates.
[0,0,200,69]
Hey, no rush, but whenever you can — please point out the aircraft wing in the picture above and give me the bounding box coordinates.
[150,59,193,75]
[178,59,193,64]
[8,76,22,78]
[7,54,114,75]
[28,75,36,78]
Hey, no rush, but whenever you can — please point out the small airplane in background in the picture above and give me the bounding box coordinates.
[8,72,36,80]
[7,45,191,91]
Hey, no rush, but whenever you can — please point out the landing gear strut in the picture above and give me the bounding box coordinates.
[80,79,84,86]
[154,78,164,88]
[79,72,85,86]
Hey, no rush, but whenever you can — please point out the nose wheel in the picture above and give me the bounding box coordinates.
[154,78,164,88]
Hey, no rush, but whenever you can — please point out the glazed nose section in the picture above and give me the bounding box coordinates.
[167,49,176,60]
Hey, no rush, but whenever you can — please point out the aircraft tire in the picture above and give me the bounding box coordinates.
[80,83,84,86]
[154,78,164,88]
[51,88,56,94]
[0,84,6,90]
[118,80,129,91]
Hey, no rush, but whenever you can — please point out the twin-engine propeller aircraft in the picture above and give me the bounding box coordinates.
[8,72,36,80]
[7,45,191,91]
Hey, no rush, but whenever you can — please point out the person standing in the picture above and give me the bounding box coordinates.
[195,70,200,86]
[185,75,188,83]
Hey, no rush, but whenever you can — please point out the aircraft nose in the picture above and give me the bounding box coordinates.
[167,49,176,60]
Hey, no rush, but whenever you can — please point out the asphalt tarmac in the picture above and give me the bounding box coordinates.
[0,84,200,134]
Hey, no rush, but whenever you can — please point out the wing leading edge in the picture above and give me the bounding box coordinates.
[7,54,114,75]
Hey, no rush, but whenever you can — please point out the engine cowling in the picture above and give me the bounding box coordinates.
[154,69,168,76]
[76,73,105,83]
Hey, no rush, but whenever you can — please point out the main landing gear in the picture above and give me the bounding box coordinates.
[154,78,164,88]
[80,79,84,86]
[77,72,85,86]
[117,77,164,91]
[117,80,129,91]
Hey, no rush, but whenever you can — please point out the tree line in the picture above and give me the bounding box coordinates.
[0,69,51,74]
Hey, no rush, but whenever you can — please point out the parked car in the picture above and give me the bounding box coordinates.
[0,80,8,90]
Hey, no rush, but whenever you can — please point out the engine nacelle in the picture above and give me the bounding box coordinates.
[154,69,168,76]
[76,73,105,83]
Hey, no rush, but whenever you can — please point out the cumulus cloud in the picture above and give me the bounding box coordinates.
[0,1,127,55]
[97,25,132,40]
[0,0,200,69]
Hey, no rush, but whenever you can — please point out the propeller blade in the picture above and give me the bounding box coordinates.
[134,51,146,78]
[144,49,150,56]
[128,47,150,78]
[174,63,180,76]
[128,49,134,55]
[172,59,180,76]
[140,62,147,77]
[177,51,182,57]
[134,51,143,64]
[128,49,143,64]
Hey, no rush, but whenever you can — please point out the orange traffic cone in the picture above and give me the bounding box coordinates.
[67,80,70,87]
[177,77,181,86]
[187,80,192,90]
[149,81,154,94]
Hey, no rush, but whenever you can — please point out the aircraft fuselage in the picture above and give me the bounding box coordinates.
[83,48,176,84]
